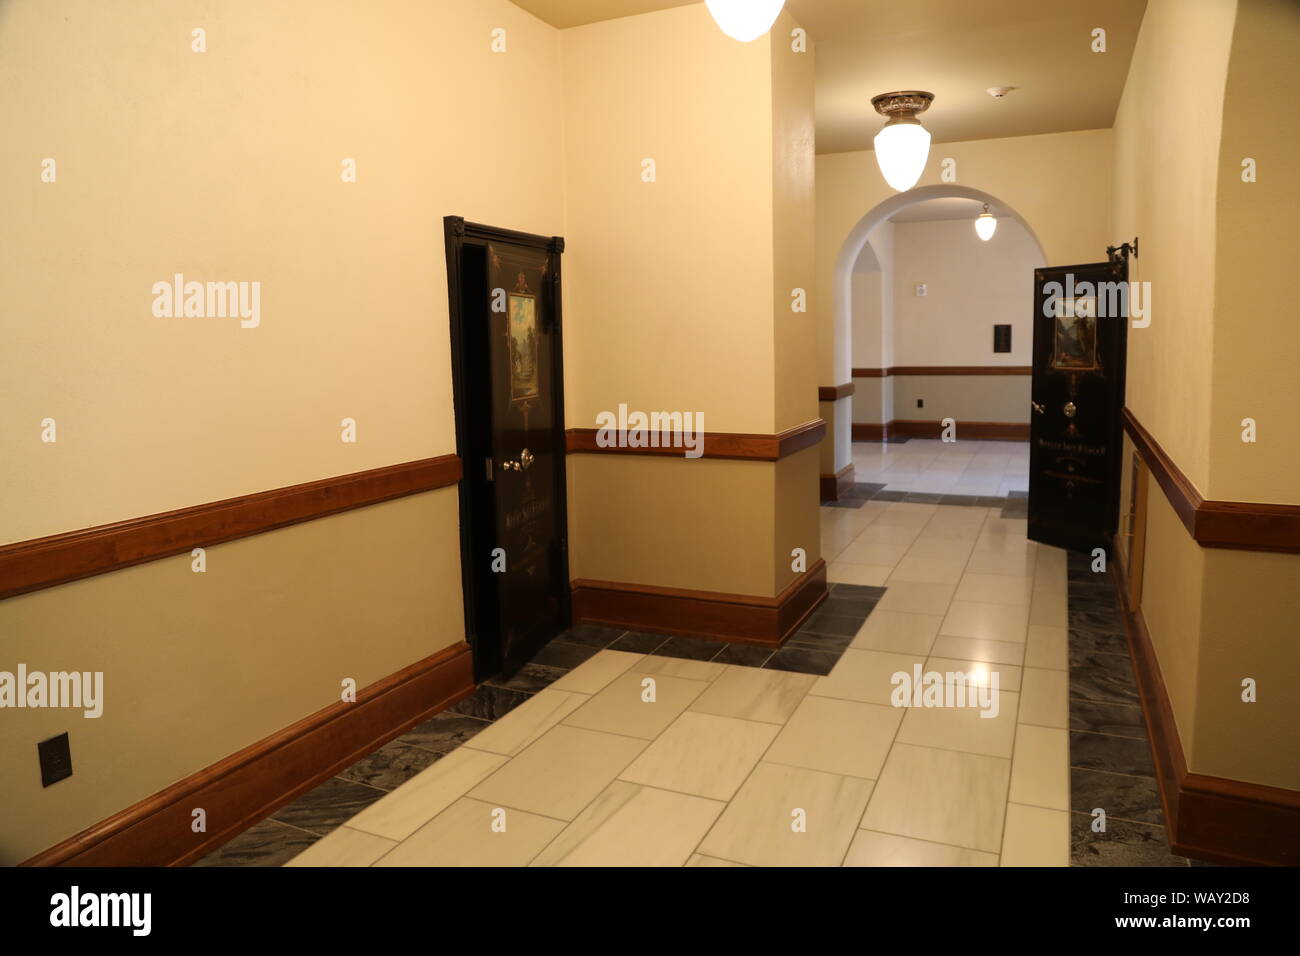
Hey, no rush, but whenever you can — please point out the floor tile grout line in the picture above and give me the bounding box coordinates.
[282,629,637,867]
[855,825,1000,860]
[513,665,745,866]
[683,668,836,866]
[843,503,978,866]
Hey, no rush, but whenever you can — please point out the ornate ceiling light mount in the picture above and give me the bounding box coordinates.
[870,91,935,191]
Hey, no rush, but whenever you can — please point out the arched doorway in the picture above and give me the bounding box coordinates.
[827,185,1047,487]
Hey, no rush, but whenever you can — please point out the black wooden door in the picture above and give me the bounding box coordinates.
[445,218,569,681]
[1028,256,1129,552]
[481,239,568,675]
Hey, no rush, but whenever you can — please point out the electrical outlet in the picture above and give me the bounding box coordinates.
[917,399,924,409]
[915,283,927,297]
[38,732,72,787]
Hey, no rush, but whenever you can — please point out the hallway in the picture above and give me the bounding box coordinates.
[4,0,1296,890]
[189,497,1185,867]
[850,439,1030,499]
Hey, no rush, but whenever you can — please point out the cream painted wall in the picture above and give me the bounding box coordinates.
[891,218,1042,367]
[567,455,776,595]
[770,9,818,434]
[1136,485,1205,761]
[850,271,884,368]
[818,128,1112,465]
[817,129,1112,383]
[0,0,566,545]
[1197,546,1300,789]
[561,4,818,595]
[851,385,884,427]
[1110,0,1235,495]
[1188,0,1300,790]
[559,4,775,435]
[1207,0,1300,504]
[892,376,1029,425]
[773,447,821,593]
[0,489,463,864]
[1116,0,1300,792]
[0,0,561,862]
[847,217,1038,427]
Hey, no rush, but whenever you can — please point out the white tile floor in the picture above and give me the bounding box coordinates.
[285,501,1072,867]
[853,439,1030,497]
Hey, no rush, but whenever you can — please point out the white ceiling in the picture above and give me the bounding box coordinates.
[511,0,1147,153]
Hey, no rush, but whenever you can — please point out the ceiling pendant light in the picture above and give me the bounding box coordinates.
[975,203,998,240]
[870,91,934,191]
[705,0,785,42]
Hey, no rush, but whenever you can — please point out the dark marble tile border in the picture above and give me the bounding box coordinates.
[1065,551,1189,866]
[821,483,1027,516]
[198,581,886,866]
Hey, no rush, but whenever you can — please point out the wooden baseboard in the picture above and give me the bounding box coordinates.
[851,366,1032,377]
[819,463,855,501]
[571,560,828,647]
[890,420,1029,440]
[1111,543,1300,866]
[851,420,1028,441]
[22,642,475,867]
[852,422,888,442]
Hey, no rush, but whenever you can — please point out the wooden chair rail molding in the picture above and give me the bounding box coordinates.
[817,383,855,402]
[23,643,475,867]
[852,421,1029,442]
[0,455,463,601]
[1122,409,1300,553]
[565,419,824,461]
[851,366,1033,377]
[1111,547,1299,866]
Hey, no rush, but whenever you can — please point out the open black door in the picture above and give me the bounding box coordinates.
[445,217,570,680]
[1028,251,1130,552]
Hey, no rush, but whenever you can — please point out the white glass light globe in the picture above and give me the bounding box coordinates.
[705,0,786,42]
[873,122,931,191]
[975,212,998,241]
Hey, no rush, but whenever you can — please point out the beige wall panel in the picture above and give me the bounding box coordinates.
[1138,487,1206,764]
[771,10,818,434]
[816,128,1113,386]
[774,446,821,594]
[892,376,1030,424]
[566,454,776,597]
[1208,0,1300,504]
[891,218,1043,367]
[0,0,565,544]
[1110,0,1236,494]
[1194,546,1300,790]
[851,271,884,368]
[0,489,462,864]
[852,381,885,426]
[560,5,776,435]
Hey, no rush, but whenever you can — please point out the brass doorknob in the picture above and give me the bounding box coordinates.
[502,448,534,471]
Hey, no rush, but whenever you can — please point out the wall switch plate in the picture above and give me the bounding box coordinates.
[38,732,72,787]
[917,399,924,408]
[915,283,927,297]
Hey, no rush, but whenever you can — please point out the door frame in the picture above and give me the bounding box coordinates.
[443,216,571,680]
